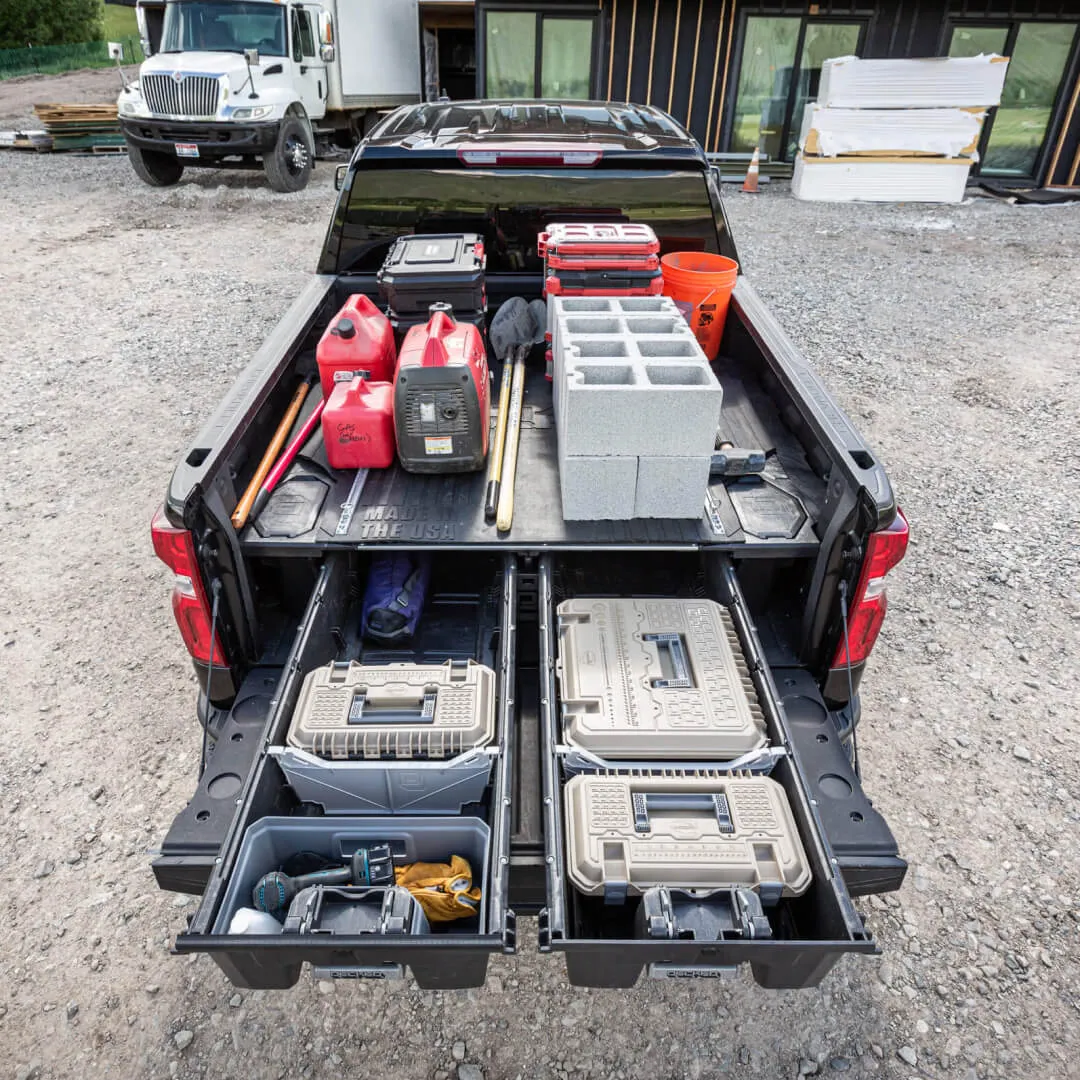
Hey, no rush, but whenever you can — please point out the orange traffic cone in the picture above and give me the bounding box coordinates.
[742,147,761,193]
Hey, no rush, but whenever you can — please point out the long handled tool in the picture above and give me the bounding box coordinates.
[231,379,311,530]
[495,349,527,534]
[250,398,326,522]
[484,346,519,522]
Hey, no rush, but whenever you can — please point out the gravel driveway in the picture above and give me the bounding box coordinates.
[0,142,1077,1080]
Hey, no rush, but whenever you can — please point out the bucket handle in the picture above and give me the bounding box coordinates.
[694,287,720,310]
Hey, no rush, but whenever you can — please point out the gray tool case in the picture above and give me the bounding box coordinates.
[563,773,811,902]
[272,659,498,814]
[555,597,768,765]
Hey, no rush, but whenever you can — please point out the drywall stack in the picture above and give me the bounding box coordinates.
[549,296,722,521]
[792,54,1009,203]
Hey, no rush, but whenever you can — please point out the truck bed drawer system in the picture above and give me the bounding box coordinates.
[161,548,901,990]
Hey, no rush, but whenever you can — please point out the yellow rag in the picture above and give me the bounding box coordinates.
[395,854,482,923]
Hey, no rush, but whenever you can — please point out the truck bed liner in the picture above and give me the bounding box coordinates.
[239,362,825,555]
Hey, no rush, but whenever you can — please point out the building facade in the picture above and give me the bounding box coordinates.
[438,0,1080,185]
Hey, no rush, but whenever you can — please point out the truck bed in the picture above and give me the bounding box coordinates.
[174,273,882,559]
[154,254,901,990]
[241,357,824,554]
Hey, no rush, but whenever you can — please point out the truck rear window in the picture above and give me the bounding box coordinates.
[338,168,720,274]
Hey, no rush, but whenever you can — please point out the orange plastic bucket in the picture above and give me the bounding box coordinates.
[660,252,739,360]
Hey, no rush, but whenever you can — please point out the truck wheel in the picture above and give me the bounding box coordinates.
[263,117,313,193]
[126,143,184,187]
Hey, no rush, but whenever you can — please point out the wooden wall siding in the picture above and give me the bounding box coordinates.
[594,0,1080,177]
[603,0,739,149]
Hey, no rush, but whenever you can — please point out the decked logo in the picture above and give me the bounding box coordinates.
[172,70,185,83]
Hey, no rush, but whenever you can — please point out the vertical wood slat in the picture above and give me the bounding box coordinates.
[704,0,728,150]
[1047,61,1080,183]
[667,0,684,112]
[625,0,639,101]
[712,0,738,151]
[685,0,704,127]
[646,0,661,104]
[607,0,618,100]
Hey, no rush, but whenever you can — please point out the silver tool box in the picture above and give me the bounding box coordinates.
[563,773,811,903]
[556,598,768,762]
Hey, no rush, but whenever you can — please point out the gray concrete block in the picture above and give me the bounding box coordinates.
[635,455,712,519]
[558,449,638,521]
[558,349,721,458]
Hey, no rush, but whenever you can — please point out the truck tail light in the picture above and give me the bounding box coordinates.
[151,505,226,668]
[457,148,603,167]
[832,510,909,668]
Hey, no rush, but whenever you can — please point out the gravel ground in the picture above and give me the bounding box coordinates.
[0,136,1078,1080]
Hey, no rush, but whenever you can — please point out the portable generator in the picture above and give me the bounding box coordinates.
[394,306,490,473]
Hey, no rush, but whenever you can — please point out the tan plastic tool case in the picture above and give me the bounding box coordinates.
[555,598,767,761]
[564,773,811,901]
[286,659,496,761]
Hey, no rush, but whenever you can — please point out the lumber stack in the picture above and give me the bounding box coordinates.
[792,55,1010,204]
[31,103,124,152]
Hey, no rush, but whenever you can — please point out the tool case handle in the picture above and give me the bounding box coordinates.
[632,792,736,835]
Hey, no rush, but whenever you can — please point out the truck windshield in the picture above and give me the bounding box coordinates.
[339,168,722,274]
[160,1,286,56]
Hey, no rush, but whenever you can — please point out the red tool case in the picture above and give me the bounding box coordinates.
[538,223,660,259]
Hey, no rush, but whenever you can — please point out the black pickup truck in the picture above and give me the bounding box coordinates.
[151,101,908,991]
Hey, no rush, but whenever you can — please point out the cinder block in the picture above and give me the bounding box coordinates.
[558,448,638,521]
[548,295,690,369]
[635,455,712,519]
[558,348,721,458]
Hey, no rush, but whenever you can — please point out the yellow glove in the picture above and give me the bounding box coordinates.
[394,854,482,923]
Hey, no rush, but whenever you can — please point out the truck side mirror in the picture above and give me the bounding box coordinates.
[320,43,335,63]
[244,48,260,66]
[335,164,348,191]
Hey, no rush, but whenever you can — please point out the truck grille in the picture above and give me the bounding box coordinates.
[142,73,220,118]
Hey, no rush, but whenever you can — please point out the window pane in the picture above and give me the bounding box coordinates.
[948,26,1009,58]
[983,22,1077,176]
[298,10,316,58]
[486,12,535,98]
[341,169,720,273]
[730,17,800,159]
[541,18,594,99]
[788,22,862,159]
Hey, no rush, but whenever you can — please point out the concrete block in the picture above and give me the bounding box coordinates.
[548,295,690,368]
[558,448,638,521]
[558,349,721,457]
[635,455,712,519]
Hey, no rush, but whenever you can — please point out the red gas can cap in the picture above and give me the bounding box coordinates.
[333,318,357,340]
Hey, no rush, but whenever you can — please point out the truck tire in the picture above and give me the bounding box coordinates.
[263,117,313,193]
[127,143,184,187]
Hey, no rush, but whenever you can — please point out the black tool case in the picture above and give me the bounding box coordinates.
[378,234,486,315]
[171,552,517,989]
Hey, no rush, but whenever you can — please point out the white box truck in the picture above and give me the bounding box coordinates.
[119,0,440,191]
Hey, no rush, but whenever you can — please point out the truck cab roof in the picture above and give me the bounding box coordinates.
[360,100,708,167]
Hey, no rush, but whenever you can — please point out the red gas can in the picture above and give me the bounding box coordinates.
[393,308,490,473]
[321,377,396,471]
[316,294,396,398]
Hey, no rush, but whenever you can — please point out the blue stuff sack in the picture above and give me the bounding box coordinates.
[361,554,431,643]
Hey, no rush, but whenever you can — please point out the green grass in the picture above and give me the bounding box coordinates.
[102,3,139,42]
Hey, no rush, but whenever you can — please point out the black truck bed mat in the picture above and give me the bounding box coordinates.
[239,362,825,555]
